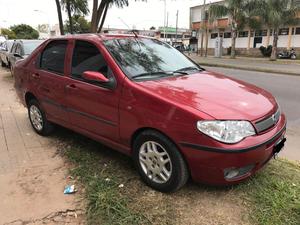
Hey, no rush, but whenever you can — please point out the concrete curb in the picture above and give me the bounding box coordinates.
[198,62,300,76]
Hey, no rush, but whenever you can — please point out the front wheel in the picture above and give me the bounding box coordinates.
[28,99,54,136]
[133,130,189,192]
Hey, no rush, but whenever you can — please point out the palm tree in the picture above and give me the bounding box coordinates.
[55,0,64,35]
[258,0,300,60]
[61,0,89,34]
[209,0,260,58]
[91,0,145,33]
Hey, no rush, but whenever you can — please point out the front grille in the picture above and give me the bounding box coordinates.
[255,108,280,133]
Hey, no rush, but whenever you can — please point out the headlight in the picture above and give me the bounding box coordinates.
[197,120,256,144]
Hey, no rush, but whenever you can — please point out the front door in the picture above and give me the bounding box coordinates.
[34,40,69,123]
[64,40,120,142]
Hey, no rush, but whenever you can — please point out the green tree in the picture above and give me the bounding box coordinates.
[258,0,300,60]
[61,0,89,34]
[64,15,91,33]
[0,28,16,39]
[10,24,39,39]
[209,0,260,58]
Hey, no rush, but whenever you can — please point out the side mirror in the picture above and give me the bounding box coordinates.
[82,71,109,83]
[14,53,23,58]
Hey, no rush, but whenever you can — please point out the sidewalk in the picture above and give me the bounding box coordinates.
[189,54,300,75]
[0,68,84,225]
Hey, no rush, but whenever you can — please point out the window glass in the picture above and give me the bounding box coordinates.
[279,28,289,35]
[11,43,17,53]
[104,38,198,79]
[224,32,231,38]
[40,40,67,74]
[211,33,218,39]
[296,27,300,35]
[238,31,248,37]
[23,40,43,55]
[71,41,108,79]
[15,44,22,55]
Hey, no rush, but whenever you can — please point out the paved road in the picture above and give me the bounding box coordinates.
[206,67,300,161]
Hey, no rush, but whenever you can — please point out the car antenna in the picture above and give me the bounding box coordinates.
[118,17,139,38]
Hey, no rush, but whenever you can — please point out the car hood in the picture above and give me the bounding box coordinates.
[137,71,277,121]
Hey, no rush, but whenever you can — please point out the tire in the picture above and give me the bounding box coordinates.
[1,60,5,67]
[28,99,54,136]
[291,54,296,60]
[133,130,189,192]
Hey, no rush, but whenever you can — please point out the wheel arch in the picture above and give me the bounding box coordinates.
[25,92,38,107]
[130,127,191,174]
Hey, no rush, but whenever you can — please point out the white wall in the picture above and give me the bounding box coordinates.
[190,6,203,23]
[291,35,300,48]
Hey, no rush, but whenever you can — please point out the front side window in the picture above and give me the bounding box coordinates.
[71,40,108,79]
[40,40,67,74]
[104,38,199,79]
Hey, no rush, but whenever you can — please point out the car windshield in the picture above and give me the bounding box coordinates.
[23,40,43,55]
[104,38,200,79]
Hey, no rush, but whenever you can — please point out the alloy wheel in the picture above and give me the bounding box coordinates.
[29,105,43,131]
[139,141,172,184]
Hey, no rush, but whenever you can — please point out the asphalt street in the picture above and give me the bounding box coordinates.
[206,66,300,161]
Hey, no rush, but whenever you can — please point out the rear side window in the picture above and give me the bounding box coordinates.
[40,40,67,74]
[71,40,108,79]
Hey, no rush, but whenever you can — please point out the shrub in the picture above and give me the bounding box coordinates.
[259,45,272,57]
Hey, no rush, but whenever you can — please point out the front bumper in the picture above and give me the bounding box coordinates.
[180,114,287,185]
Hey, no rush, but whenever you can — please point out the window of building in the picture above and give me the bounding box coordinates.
[279,28,289,35]
[211,33,218,39]
[224,32,231,38]
[40,40,68,74]
[71,41,108,79]
[255,30,267,37]
[296,27,300,35]
[238,31,248,37]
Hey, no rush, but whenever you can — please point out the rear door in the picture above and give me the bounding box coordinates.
[64,40,120,141]
[33,40,69,124]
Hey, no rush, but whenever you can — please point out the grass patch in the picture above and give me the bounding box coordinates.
[55,127,300,225]
[238,159,300,225]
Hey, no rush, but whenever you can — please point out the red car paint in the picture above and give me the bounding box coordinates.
[14,34,286,185]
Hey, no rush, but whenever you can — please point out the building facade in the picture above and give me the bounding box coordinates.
[190,0,300,56]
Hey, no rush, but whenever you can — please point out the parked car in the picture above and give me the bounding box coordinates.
[9,39,44,76]
[14,34,286,192]
[0,40,14,67]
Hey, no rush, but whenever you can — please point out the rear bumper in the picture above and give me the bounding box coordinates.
[180,115,287,185]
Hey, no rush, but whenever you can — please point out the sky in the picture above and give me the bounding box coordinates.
[0,0,218,30]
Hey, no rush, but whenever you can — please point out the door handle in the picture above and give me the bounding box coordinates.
[66,84,77,90]
[31,73,40,79]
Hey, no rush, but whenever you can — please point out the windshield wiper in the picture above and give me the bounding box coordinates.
[131,71,173,79]
[173,66,203,74]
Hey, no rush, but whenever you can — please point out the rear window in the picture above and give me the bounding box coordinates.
[40,40,68,74]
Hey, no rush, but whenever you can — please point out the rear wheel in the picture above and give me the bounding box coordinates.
[28,99,54,136]
[291,54,296,60]
[133,130,189,192]
[1,60,5,67]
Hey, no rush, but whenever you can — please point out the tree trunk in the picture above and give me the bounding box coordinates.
[66,0,73,34]
[55,0,64,35]
[247,29,251,51]
[97,3,109,33]
[91,0,99,33]
[270,29,279,61]
[231,28,237,59]
[204,27,209,57]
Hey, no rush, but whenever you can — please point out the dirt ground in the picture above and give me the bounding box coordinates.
[0,68,84,224]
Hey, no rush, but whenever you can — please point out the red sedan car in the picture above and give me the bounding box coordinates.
[14,34,286,192]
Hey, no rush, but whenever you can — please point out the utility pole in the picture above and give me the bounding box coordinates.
[163,0,167,42]
[205,3,210,57]
[175,10,178,43]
